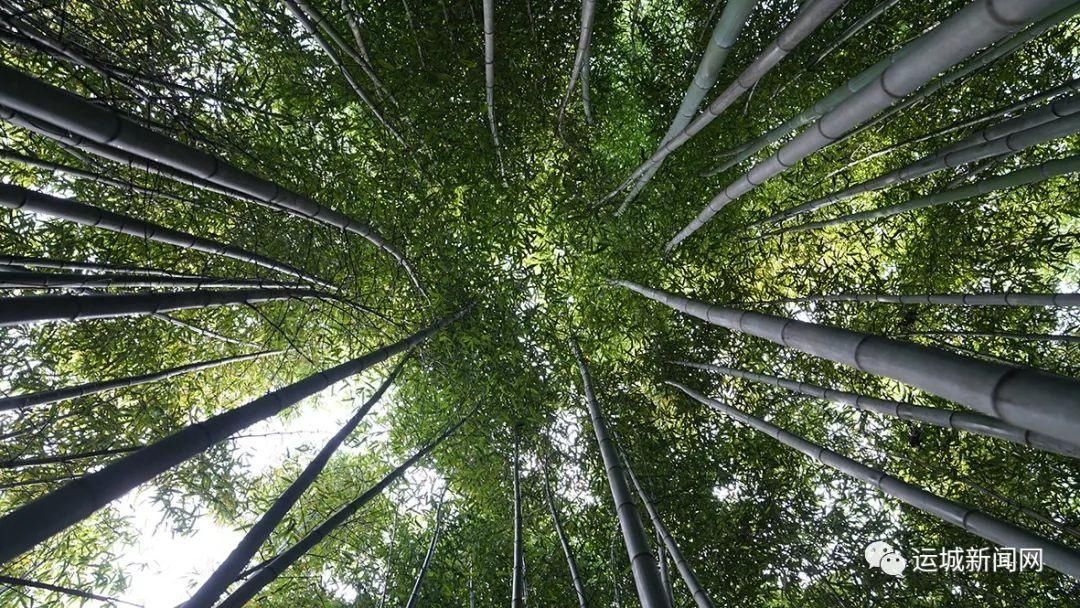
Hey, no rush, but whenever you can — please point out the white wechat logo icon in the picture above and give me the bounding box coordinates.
[865,541,906,577]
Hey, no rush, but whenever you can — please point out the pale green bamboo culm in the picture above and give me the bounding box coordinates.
[599,0,847,207]
[665,0,1064,252]
[614,281,1080,447]
[676,361,1080,459]
[770,153,1080,236]
[571,338,672,608]
[760,95,1080,225]
[557,0,597,137]
[615,0,757,213]
[668,382,1080,579]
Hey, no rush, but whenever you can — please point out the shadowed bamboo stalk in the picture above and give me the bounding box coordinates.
[898,331,1080,344]
[152,313,262,348]
[0,271,301,290]
[614,280,1080,446]
[808,0,901,69]
[0,184,325,286]
[756,292,1080,307]
[600,0,848,205]
[0,575,142,607]
[0,350,282,412]
[623,453,716,608]
[511,428,525,608]
[405,492,446,608]
[290,0,395,104]
[676,361,1080,458]
[0,148,194,205]
[0,65,425,296]
[0,255,201,278]
[665,0,1063,251]
[0,288,332,327]
[557,0,598,136]
[215,412,471,608]
[617,0,756,211]
[483,0,505,177]
[761,99,1080,224]
[342,0,372,63]
[0,445,142,469]
[810,77,1080,184]
[542,460,588,608]
[0,308,466,566]
[668,381,1080,578]
[182,357,407,608]
[571,338,671,608]
[281,0,402,144]
[770,153,1080,236]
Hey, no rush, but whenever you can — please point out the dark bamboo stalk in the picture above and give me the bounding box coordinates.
[0,308,465,565]
[405,492,446,608]
[668,381,1080,578]
[0,271,300,290]
[0,350,281,412]
[572,338,671,608]
[542,461,588,608]
[615,281,1080,446]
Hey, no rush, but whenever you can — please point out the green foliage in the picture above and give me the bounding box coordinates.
[0,0,1078,606]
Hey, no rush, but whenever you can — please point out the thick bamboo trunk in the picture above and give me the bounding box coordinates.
[405,493,446,608]
[0,65,425,296]
[0,350,280,412]
[0,184,324,286]
[215,413,469,608]
[614,281,1080,446]
[0,271,299,290]
[617,0,757,211]
[511,429,525,608]
[542,462,588,608]
[763,98,1080,224]
[571,339,671,608]
[665,0,1063,251]
[668,382,1080,578]
[623,454,716,608]
[772,153,1080,235]
[183,358,406,608]
[482,0,505,177]
[0,308,465,565]
[760,292,1080,307]
[0,288,329,327]
[601,0,848,204]
[0,255,197,278]
[677,361,1080,459]
[557,0,598,135]
[0,148,194,205]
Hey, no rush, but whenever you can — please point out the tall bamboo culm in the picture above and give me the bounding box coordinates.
[668,382,1080,578]
[571,339,672,608]
[0,308,466,565]
[614,281,1080,447]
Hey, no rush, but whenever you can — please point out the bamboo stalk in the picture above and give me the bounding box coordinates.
[668,381,1080,579]
[676,361,1080,459]
[0,183,325,287]
[572,338,671,608]
[614,280,1080,447]
[0,65,425,296]
[0,350,282,412]
[771,153,1080,235]
[542,460,588,608]
[557,0,598,137]
[511,429,525,608]
[757,292,1080,307]
[665,0,1064,251]
[482,0,505,177]
[0,271,301,290]
[405,492,446,608]
[215,412,470,608]
[0,308,466,565]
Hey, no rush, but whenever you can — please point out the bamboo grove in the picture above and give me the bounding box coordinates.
[0,0,1078,606]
